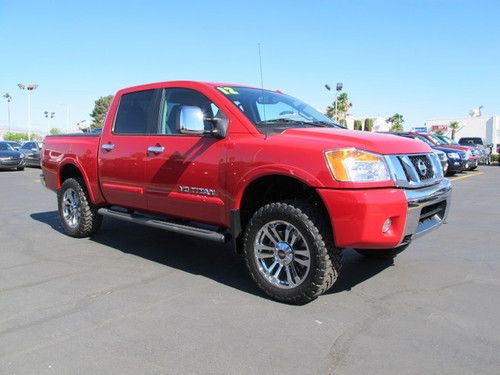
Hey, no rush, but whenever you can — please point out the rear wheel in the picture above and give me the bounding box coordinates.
[58,178,102,238]
[243,201,342,305]
[354,243,410,259]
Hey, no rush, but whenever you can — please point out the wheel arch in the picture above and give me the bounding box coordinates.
[234,173,333,250]
[59,160,98,204]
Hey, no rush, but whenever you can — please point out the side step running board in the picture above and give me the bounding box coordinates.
[97,208,228,243]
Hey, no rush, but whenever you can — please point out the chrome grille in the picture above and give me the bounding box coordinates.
[385,153,443,188]
[408,155,434,180]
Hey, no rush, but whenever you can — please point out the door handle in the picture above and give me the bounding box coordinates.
[101,143,115,151]
[147,146,165,154]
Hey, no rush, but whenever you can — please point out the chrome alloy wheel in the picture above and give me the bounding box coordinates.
[254,220,311,289]
[62,188,81,228]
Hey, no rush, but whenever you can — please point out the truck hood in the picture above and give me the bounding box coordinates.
[279,128,431,155]
[0,150,22,158]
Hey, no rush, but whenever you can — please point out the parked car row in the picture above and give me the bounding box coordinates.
[0,141,42,170]
[381,132,487,176]
[0,141,26,170]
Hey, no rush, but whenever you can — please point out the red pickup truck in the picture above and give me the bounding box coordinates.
[42,81,451,304]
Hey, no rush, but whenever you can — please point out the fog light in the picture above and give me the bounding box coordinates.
[382,218,392,233]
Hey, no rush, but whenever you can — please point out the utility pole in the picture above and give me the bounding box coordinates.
[44,111,55,135]
[59,103,70,133]
[18,83,39,141]
[2,93,12,132]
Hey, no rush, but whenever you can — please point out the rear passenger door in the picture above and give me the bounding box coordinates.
[144,88,227,226]
[98,89,161,210]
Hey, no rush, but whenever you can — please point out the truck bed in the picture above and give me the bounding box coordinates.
[42,133,105,204]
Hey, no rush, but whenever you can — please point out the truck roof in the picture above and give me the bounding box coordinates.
[117,80,272,95]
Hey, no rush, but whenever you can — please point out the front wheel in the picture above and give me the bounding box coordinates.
[354,243,410,259]
[243,202,342,305]
[57,178,102,238]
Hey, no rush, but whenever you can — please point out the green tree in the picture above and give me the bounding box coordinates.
[364,118,374,132]
[434,129,445,136]
[49,127,62,135]
[386,113,404,132]
[449,120,460,140]
[3,132,29,142]
[90,95,113,128]
[326,92,352,123]
[353,119,362,130]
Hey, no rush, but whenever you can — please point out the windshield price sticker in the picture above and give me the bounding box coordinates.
[217,86,239,95]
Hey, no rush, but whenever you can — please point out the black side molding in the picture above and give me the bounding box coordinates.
[230,209,241,239]
[98,208,228,243]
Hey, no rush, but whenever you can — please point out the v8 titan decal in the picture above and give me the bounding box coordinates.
[179,186,217,196]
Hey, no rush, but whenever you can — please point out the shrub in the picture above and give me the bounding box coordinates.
[3,132,29,142]
[353,120,362,131]
[364,118,374,132]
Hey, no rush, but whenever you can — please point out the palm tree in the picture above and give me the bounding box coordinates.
[449,120,460,140]
[326,92,352,124]
[386,113,404,132]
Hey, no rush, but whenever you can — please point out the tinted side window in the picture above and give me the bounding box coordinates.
[158,88,224,135]
[22,142,35,150]
[114,90,157,134]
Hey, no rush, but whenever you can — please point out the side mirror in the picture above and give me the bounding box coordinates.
[179,106,227,138]
[179,106,206,135]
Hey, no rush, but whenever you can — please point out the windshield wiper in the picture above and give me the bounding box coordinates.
[256,118,312,126]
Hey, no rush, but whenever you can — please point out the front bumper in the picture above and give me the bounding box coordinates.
[0,158,25,169]
[447,158,464,172]
[317,179,451,249]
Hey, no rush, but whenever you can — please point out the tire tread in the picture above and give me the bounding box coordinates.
[243,201,342,304]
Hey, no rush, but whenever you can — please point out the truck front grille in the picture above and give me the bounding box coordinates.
[408,155,434,180]
[385,153,443,188]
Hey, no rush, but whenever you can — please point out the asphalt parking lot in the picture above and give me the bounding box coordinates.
[1,167,499,374]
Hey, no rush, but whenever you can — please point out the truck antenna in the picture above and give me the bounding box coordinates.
[258,43,265,89]
[258,43,268,140]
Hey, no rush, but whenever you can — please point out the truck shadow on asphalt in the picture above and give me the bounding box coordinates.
[31,211,393,299]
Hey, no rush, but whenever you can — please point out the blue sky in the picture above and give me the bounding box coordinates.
[1,0,499,133]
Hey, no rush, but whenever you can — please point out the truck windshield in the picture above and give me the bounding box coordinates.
[459,138,482,145]
[427,134,448,145]
[437,135,459,145]
[215,86,340,133]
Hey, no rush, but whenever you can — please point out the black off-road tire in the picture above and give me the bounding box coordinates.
[16,166,24,171]
[57,177,102,238]
[243,201,342,305]
[354,243,410,259]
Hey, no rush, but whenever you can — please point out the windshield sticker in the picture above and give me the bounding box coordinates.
[217,86,239,95]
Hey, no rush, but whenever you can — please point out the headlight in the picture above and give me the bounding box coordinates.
[324,149,391,182]
[447,152,459,159]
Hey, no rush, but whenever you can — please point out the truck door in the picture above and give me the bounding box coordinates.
[98,89,161,210]
[144,88,227,226]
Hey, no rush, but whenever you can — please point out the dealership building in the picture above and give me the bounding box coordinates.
[425,115,500,147]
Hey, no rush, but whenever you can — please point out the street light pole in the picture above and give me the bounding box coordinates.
[18,83,39,141]
[325,82,343,123]
[2,93,11,132]
[44,111,55,135]
[59,103,69,133]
